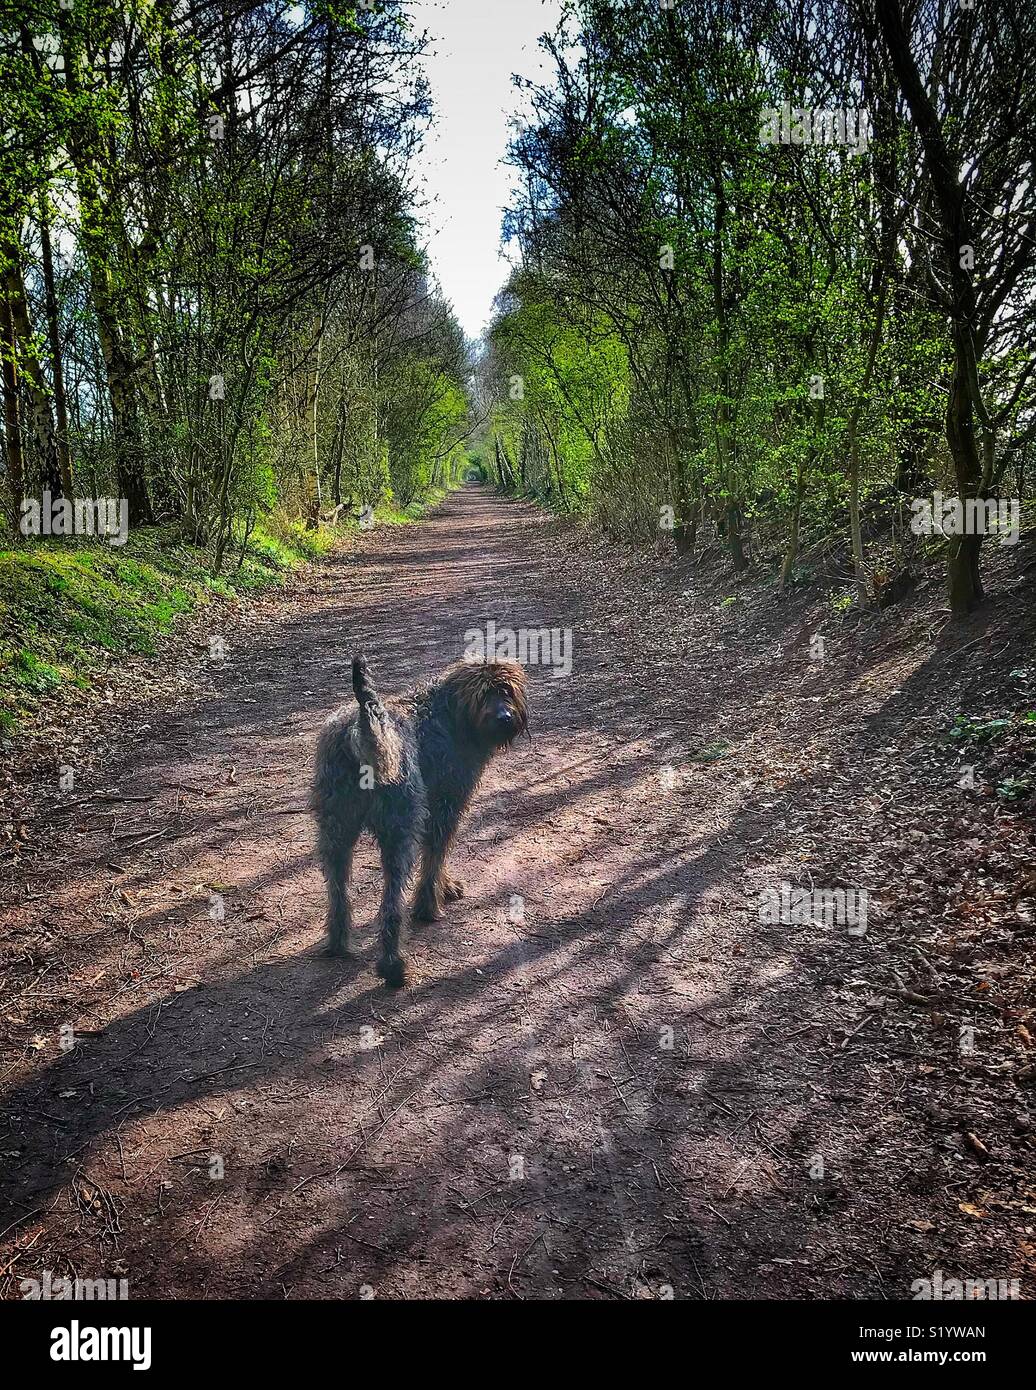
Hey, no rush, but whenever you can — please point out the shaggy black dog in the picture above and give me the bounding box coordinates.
[310,655,529,987]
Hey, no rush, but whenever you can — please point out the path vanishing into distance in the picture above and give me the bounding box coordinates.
[2,486,1033,1300]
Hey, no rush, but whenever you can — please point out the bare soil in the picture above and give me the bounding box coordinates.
[2,485,1034,1300]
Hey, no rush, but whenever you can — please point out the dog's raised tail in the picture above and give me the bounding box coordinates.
[350,654,403,784]
[352,654,380,712]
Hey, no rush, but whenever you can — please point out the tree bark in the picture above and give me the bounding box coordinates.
[38,195,74,496]
[873,0,989,616]
[846,277,889,607]
[58,9,153,522]
[1,290,25,529]
[1,229,63,498]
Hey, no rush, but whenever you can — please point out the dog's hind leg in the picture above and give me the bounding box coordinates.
[373,836,418,988]
[317,812,361,957]
[371,790,423,988]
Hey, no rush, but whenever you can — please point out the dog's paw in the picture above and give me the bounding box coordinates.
[441,876,465,902]
[412,892,443,923]
[324,936,351,959]
[376,954,407,989]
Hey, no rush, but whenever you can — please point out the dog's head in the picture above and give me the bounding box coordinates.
[442,659,530,750]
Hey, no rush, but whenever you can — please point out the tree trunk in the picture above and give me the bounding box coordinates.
[725,501,748,571]
[331,406,346,506]
[1,290,25,529]
[1,229,63,498]
[943,337,986,613]
[780,460,805,590]
[670,428,696,555]
[676,511,698,557]
[38,197,74,497]
[948,530,984,612]
[58,10,153,523]
[497,439,517,490]
[673,521,695,556]
[846,277,888,607]
[538,410,568,507]
[848,431,869,606]
[710,169,748,572]
[872,0,989,617]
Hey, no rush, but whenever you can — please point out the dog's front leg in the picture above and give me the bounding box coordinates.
[413,804,464,922]
[413,844,446,922]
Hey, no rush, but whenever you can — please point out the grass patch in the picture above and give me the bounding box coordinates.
[376,486,452,526]
[1,486,459,735]
[0,514,333,733]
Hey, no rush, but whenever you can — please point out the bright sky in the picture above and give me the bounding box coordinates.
[409,0,562,341]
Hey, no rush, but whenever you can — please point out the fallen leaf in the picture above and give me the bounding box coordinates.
[965,1132,992,1162]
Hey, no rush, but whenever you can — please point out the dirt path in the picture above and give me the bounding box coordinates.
[2,485,1033,1300]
